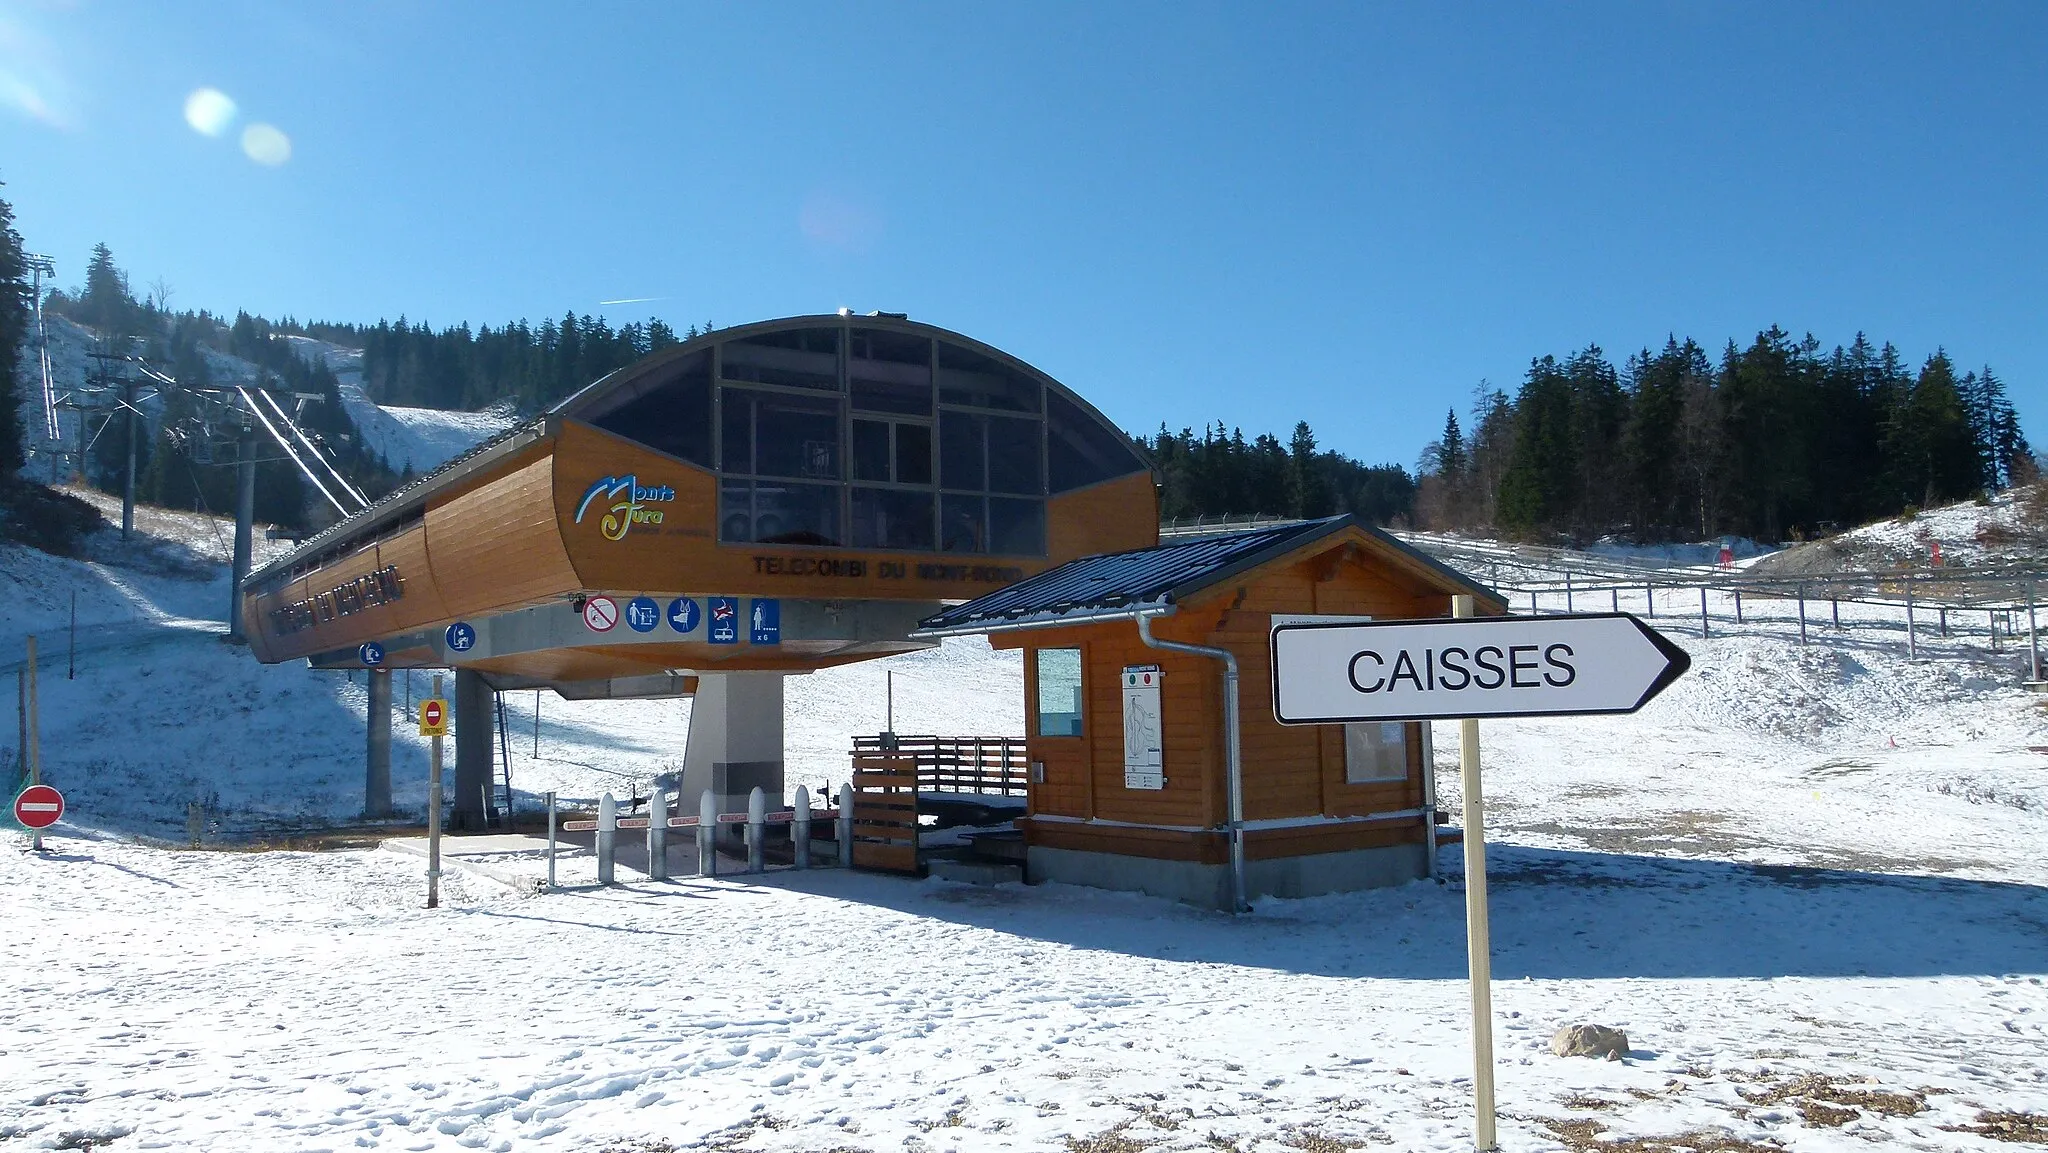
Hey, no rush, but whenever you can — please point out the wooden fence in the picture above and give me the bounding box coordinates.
[849,735,1029,796]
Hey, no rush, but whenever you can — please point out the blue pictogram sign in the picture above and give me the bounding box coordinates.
[626,596,662,633]
[667,597,700,634]
[749,599,781,645]
[708,597,739,644]
[445,621,476,652]
[359,641,385,666]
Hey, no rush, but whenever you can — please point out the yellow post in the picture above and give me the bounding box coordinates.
[1453,594,1497,1151]
[428,673,443,909]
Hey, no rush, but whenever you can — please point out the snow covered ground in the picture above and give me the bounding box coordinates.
[280,335,518,477]
[2,504,2045,1151]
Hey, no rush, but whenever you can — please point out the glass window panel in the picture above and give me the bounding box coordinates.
[895,423,932,485]
[988,497,1045,555]
[718,479,754,543]
[939,410,986,490]
[849,330,931,414]
[940,493,986,553]
[850,487,935,551]
[750,480,841,546]
[987,415,1042,494]
[591,352,712,466]
[719,389,753,475]
[720,329,841,390]
[852,420,890,482]
[1047,389,1147,493]
[1034,648,1084,737]
[1344,721,1408,783]
[937,342,1041,412]
[851,377,933,415]
[748,390,841,480]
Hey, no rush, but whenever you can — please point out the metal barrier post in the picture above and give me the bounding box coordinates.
[838,782,855,868]
[1832,598,1840,628]
[1565,572,1573,613]
[545,790,557,891]
[2029,579,2041,682]
[698,789,718,877]
[1940,607,1948,638]
[1992,610,2000,652]
[746,786,766,874]
[1734,590,1743,623]
[596,792,617,886]
[646,786,668,881]
[1645,584,1654,617]
[1610,588,1618,613]
[1797,584,1807,646]
[793,785,812,869]
[1700,587,1709,639]
[1906,582,1918,660]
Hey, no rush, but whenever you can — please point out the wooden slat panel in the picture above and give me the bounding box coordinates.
[852,842,919,873]
[427,450,579,616]
[852,803,917,823]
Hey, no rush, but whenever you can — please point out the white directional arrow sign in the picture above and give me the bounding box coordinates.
[1270,612,1691,724]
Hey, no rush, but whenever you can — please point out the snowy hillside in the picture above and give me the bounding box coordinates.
[7,314,514,489]
[2,508,2045,1151]
[1755,484,2048,576]
[279,335,517,476]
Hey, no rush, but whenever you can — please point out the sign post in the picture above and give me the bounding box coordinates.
[1269,605,1689,1152]
[425,676,446,908]
[23,636,42,852]
[1453,595,1497,1151]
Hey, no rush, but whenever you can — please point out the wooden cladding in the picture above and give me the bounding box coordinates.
[429,451,580,617]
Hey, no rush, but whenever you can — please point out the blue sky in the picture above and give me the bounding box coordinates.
[2,2,2042,467]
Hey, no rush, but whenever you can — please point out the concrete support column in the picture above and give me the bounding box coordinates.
[454,668,495,830]
[226,421,255,643]
[681,672,786,834]
[365,669,392,818]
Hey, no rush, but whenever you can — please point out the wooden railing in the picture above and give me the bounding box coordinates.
[849,735,1029,796]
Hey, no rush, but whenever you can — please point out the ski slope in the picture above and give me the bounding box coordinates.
[1,505,2045,1151]
[279,335,518,477]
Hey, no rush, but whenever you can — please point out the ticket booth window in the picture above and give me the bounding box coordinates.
[1035,648,1084,737]
[1344,721,1407,783]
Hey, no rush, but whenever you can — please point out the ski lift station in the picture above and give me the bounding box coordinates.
[240,313,1503,907]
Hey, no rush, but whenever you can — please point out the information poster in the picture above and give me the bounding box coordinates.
[1121,665,1164,790]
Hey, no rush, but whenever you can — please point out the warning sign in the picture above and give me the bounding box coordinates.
[419,697,449,736]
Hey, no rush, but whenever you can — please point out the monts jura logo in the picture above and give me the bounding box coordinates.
[575,475,676,541]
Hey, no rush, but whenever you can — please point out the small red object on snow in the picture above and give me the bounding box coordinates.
[14,784,64,830]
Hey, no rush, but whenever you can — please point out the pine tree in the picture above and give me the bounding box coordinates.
[0,187,27,476]
[78,243,136,335]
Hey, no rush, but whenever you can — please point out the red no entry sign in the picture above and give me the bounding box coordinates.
[14,784,64,830]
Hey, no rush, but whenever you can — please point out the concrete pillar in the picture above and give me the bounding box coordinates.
[365,669,392,818]
[226,421,255,643]
[681,672,785,818]
[454,668,495,830]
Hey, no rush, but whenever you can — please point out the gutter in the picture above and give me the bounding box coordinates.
[1135,606,1250,915]
[911,599,1174,640]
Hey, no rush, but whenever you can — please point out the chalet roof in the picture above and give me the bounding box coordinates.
[915,515,1504,636]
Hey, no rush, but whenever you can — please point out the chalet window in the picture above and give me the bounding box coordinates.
[1034,648,1084,737]
[1344,721,1408,783]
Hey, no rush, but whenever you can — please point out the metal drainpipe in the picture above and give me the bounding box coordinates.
[1136,608,1248,914]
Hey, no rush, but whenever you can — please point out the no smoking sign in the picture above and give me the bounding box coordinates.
[582,596,619,632]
